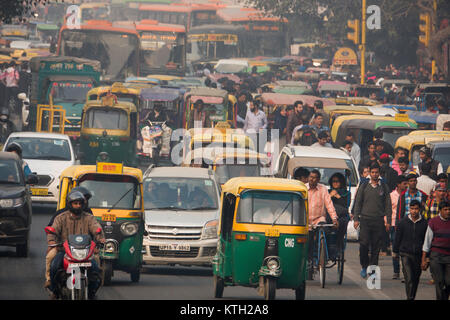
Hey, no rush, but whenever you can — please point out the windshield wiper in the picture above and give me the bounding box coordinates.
[272,201,291,226]
[190,206,217,210]
[107,187,135,213]
[145,205,184,211]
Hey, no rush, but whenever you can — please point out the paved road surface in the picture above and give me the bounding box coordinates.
[0,205,437,300]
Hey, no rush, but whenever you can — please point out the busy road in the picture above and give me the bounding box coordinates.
[0,204,436,300]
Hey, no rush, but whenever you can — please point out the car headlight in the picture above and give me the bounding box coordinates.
[267,258,280,270]
[0,198,24,208]
[201,220,218,240]
[120,222,139,236]
[71,248,89,261]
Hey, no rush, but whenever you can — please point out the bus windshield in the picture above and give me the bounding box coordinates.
[60,29,139,81]
[188,34,239,61]
[140,31,185,70]
[84,107,128,130]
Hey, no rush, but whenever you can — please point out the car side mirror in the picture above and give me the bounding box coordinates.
[26,174,38,185]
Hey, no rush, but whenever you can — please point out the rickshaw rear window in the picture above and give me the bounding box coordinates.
[236,191,306,226]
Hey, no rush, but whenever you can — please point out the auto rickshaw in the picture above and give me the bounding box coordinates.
[182,147,270,183]
[405,111,439,130]
[79,97,138,167]
[86,82,142,110]
[331,114,418,153]
[395,130,450,170]
[57,162,144,284]
[181,125,255,164]
[212,177,309,300]
[334,96,378,106]
[317,80,351,98]
[271,80,313,95]
[183,87,236,129]
[323,105,372,127]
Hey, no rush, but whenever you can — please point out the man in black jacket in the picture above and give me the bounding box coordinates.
[393,200,428,300]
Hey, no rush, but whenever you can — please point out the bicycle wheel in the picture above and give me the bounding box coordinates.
[319,234,326,288]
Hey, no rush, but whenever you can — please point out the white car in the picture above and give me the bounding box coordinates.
[3,132,76,204]
[274,145,360,208]
[142,166,221,267]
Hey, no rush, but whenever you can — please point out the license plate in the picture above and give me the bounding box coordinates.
[31,188,48,196]
[265,229,280,237]
[159,244,190,251]
[68,262,92,268]
[102,214,116,222]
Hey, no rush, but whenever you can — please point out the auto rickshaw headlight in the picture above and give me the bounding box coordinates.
[105,241,117,253]
[267,258,280,271]
[201,220,218,240]
[120,222,139,236]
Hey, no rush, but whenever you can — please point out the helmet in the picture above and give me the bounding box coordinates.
[71,186,92,201]
[5,142,23,158]
[67,190,86,215]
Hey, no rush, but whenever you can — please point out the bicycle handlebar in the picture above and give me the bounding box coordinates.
[310,223,335,229]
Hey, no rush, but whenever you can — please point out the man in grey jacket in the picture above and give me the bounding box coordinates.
[354,162,392,278]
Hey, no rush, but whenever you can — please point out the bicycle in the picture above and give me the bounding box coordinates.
[307,223,347,288]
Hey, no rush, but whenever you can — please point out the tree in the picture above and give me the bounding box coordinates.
[0,0,50,24]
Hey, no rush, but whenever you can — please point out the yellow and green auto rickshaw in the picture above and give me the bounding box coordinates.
[395,130,450,170]
[212,177,309,300]
[57,162,145,285]
[86,82,142,110]
[183,87,236,129]
[79,97,138,167]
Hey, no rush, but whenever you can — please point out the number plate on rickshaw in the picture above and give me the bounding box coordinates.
[31,188,48,196]
[265,229,280,237]
[159,244,190,251]
[102,214,116,222]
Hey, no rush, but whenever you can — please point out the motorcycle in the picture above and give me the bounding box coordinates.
[45,227,102,300]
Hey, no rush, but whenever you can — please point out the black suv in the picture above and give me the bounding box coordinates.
[0,151,37,257]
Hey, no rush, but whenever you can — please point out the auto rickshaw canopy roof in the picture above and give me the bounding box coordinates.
[260,92,335,107]
[187,128,255,149]
[59,164,143,182]
[406,111,439,124]
[335,97,378,106]
[140,87,183,101]
[221,177,308,196]
[83,99,137,112]
[437,114,450,130]
[184,87,229,104]
[395,132,450,151]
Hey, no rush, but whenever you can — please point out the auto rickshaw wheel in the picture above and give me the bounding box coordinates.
[102,260,113,286]
[295,281,306,300]
[130,268,140,283]
[264,277,276,300]
[213,275,224,298]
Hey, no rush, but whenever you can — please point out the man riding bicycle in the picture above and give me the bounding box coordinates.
[306,170,339,277]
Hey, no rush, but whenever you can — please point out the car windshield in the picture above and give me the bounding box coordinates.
[0,159,22,185]
[144,177,218,210]
[7,137,72,161]
[236,191,306,226]
[83,107,128,130]
[79,174,141,210]
[51,82,92,102]
[299,160,358,186]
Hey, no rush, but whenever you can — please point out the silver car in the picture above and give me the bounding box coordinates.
[142,166,220,267]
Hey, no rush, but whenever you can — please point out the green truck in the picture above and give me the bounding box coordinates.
[29,56,101,140]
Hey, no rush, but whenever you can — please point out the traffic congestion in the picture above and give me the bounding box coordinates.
[0,0,449,305]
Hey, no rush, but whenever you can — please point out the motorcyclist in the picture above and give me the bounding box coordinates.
[5,142,32,178]
[0,107,15,145]
[46,190,105,299]
[44,186,94,289]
